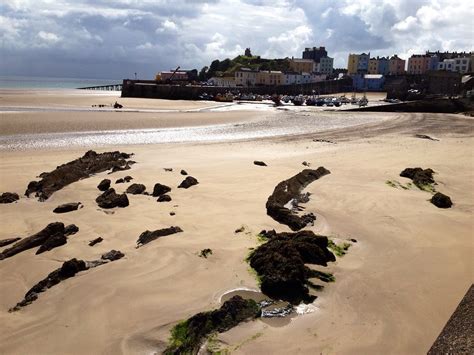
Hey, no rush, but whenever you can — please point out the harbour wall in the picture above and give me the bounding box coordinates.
[120,78,353,100]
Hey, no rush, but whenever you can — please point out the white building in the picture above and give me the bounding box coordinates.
[235,68,258,86]
[208,77,236,87]
[438,57,470,73]
[317,57,334,74]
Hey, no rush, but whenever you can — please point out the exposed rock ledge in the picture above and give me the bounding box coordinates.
[266,167,330,231]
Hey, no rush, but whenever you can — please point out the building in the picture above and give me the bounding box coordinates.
[347,53,370,74]
[388,55,406,75]
[438,57,471,73]
[302,46,328,63]
[368,57,389,75]
[256,71,284,86]
[289,58,316,74]
[159,71,189,81]
[235,68,258,86]
[427,71,461,96]
[318,57,334,74]
[208,76,236,87]
[407,54,439,74]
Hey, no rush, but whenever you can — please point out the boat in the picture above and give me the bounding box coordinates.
[358,93,368,107]
[292,95,305,106]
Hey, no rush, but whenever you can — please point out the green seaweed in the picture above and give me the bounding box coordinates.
[327,240,351,257]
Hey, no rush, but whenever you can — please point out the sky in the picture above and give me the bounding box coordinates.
[1,0,473,79]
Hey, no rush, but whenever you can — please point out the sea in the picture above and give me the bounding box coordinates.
[0,75,122,90]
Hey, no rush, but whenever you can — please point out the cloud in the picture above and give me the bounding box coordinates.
[0,0,472,79]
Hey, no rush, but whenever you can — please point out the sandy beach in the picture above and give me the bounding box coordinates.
[0,90,473,354]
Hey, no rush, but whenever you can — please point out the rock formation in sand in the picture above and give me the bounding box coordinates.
[126,183,147,195]
[178,176,199,189]
[163,295,260,355]
[248,230,336,304]
[116,176,133,184]
[157,194,172,202]
[0,192,20,204]
[266,167,330,231]
[400,167,435,190]
[25,150,133,201]
[0,222,79,260]
[97,179,111,191]
[53,202,83,214]
[0,237,21,248]
[431,192,453,208]
[96,188,129,208]
[152,183,171,197]
[136,227,183,247]
[9,251,125,312]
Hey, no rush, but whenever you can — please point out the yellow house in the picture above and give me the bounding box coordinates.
[289,59,315,73]
[347,54,359,75]
[256,71,284,86]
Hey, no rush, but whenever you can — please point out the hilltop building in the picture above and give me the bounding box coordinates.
[256,71,284,86]
[317,56,334,74]
[302,47,328,63]
[235,68,258,87]
[438,57,471,73]
[289,58,316,73]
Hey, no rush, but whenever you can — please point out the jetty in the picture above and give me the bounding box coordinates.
[77,84,122,91]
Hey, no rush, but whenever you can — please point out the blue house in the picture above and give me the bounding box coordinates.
[352,74,385,91]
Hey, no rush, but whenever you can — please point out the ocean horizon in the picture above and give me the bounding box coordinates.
[0,75,123,90]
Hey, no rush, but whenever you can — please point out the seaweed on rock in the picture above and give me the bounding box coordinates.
[248,230,335,304]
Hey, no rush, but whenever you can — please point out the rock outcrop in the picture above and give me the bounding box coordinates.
[400,167,435,189]
[116,176,133,184]
[266,167,330,231]
[157,194,172,202]
[88,237,103,246]
[164,296,260,355]
[125,183,146,195]
[248,230,335,304]
[431,192,453,208]
[25,150,133,201]
[0,192,20,204]
[9,251,125,312]
[0,222,79,260]
[152,183,171,197]
[97,179,111,191]
[178,176,199,189]
[53,202,83,214]
[254,161,267,167]
[96,188,129,208]
[180,170,188,176]
[0,237,21,248]
[136,226,183,247]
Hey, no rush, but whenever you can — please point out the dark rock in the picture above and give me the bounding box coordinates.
[164,296,260,355]
[136,226,183,247]
[157,194,172,202]
[0,192,20,204]
[64,224,79,236]
[53,202,82,214]
[415,134,439,141]
[235,226,245,233]
[313,139,336,144]
[36,233,67,254]
[126,183,146,195]
[254,160,267,166]
[350,238,358,243]
[198,248,213,258]
[101,250,125,261]
[0,237,21,248]
[115,176,133,184]
[0,222,66,260]
[164,168,173,172]
[178,176,199,189]
[400,167,435,189]
[25,150,132,201]
[180,170,188,175]
[266,167,330,231]
[97,179,111,191]
[248,230,336,304]
[96,188,129,208]
[302,161,310,167]
[9,252,124,312]
[152,183,171,197]
[109,162,133,174]
[170,212,176,216]
[88,237,103,246]
[431,192,453,208]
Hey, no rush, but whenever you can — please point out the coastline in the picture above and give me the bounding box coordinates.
[0,89,473,354]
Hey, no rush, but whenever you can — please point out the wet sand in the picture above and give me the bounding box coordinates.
[0,90,473,354]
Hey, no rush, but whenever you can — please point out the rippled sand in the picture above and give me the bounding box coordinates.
[0,90,473,354]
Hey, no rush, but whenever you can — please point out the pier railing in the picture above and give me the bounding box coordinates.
[77,84,122,91]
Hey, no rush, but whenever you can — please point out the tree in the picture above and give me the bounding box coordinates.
[198,66,208,81]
